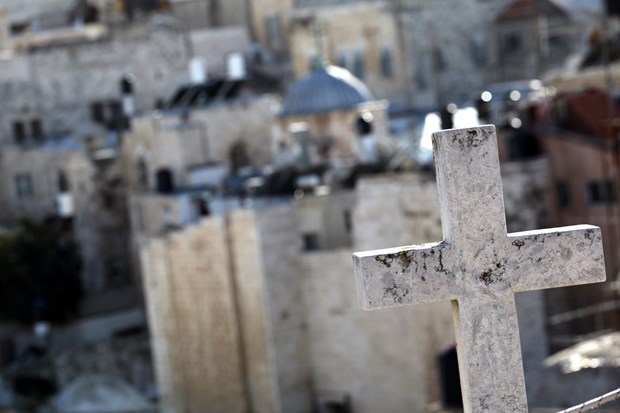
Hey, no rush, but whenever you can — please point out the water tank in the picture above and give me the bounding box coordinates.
[227,53,246,80]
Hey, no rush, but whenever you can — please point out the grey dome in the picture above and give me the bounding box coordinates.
[280,65,374,118]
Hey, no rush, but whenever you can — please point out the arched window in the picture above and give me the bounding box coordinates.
[155,168,174,194]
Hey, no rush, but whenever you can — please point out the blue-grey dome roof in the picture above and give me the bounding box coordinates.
[279,65,374,118]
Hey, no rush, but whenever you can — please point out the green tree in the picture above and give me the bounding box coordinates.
[0,219,82,325]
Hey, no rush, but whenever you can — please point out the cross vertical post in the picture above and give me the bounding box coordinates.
[353,125,606,413]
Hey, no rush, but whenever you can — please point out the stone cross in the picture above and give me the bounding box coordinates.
[353,125,606,413]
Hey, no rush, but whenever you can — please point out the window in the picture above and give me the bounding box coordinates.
[194,198,211,217]
[31,119,43,140]
[344,210,352,233]
[381,48,394,78]
[90,102,105,124]
[586,180,616,206]
[58,170,70,193]
[302,233,320,251]
[353,51,365,79]
[470,35,487,64]
[15,174,33,199]
[13,121,26,144]
[503,33,522,52]
[555,181,570,209]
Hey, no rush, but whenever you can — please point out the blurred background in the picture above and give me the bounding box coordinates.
[0,0,618,412]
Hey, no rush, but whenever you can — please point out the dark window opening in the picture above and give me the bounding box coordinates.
[108,101,124,130]
[381,48,394,78]
[548,34,564,50]
[194,198,211,217]
[503,34,522,52]
[353,51,365,79]
[31,119,43,140]
[90,102,106,124]
[556,181,570,209]
[101,190,116,209]
[58,171,70,193]
[344,210,352,233]
[13,121,26,144]
[303,233,320,251]
[155,169,175,194]
[9,22,29,35]
[229,141,250,175]
[587,180,616,206]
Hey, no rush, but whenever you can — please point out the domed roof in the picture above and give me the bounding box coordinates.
[55,375,154,413]
[280,65,374,118]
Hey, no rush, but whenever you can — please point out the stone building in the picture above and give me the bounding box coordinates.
[122,94,279,238]
[489,0,577,82]
[0,140,135,308]
[0,23,189,144]
[287,2,411,110]
[0,0,253,311]
[139,162,554,412]
[276,63,390,171]
[541,89,620,345]
[0,0,254,146]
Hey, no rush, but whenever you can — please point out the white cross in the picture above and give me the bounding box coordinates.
[353,125,606,413]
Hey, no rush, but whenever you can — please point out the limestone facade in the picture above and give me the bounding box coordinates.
[0,143,134,296]
[122,95,279,193]
[140,163,552,412]
[288,2,411,109]
[0,24,190,143]
[276,101,390,169]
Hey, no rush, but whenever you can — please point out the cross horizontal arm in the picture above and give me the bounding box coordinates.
[353,242,457,310]
[506,224,606,292]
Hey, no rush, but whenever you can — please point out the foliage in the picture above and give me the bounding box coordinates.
[0,219,83,325]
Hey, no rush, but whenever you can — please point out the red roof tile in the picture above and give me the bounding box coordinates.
[564,90,620,139]
[496,0,568,22]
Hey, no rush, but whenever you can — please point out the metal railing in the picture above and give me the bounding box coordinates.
[556,387,620,413]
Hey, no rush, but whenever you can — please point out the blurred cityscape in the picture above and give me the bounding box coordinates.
[0,0,618,412]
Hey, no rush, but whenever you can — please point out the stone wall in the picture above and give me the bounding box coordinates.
[140,219,248,413]
[299,250,454,413]
[138,167,553,413]
[189,26,250,76]
[228,210,279,413]
[353,173,443,251]
[255,206,312,413]
[0,145,83,223]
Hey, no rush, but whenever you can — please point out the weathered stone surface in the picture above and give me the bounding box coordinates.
[353,125,606,413]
